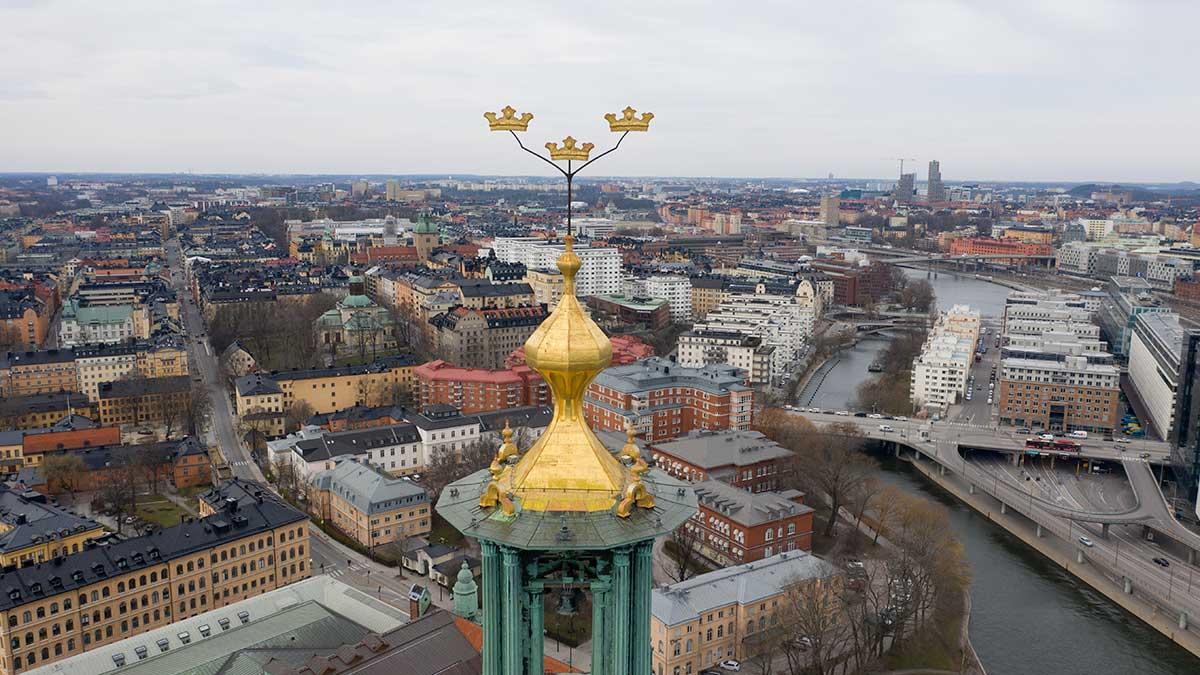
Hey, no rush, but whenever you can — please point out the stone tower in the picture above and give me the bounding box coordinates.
[437,236,696,675]
[413,211,440,263]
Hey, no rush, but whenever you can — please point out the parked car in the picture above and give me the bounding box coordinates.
[1039,433,1055,441]
[719,661,742,672]
[854,412,868,418]
[1078,536,1094,547]
[1016,427,1031,434]
[867,413,884,419]
[1139,452,1151,459]
[1153,557,1171,568]
[1069,430,1088,439]
[836,411,849,416]
[1115,437,1131,444]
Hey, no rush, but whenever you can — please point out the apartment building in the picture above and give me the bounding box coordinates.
[945,237,1054,263]
[309,459,431,549]
[677,330,774,385]
[689,277,727,321]
[1056,242,1096,275]
[524,268,564,310]
[0,351,78,398]
[0,395,98,432]
[233,356,418,438]
[74,341,188,402]
[587,295,671,330]
[96,376,191,429]
[648,429,792,493]
[428,306,547,370]
[623,275,692,322]
[414,360,548,414]
[651,551,836,675]
[491,238,622,296]
[687,480,813,567]
[0,490,106,569]
[0,482,309,675]
[585,357,754,442]
[909,305,980,412]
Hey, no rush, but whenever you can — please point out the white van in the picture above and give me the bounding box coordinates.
[1069,430,1088,439]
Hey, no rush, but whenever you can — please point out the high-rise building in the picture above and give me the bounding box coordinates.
[351,180,369,197]
[927,160,945,202]
[819,194,840,228]
[895,173,915,204]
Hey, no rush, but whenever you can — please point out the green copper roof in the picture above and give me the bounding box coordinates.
[414,212,439,234]
[436,467,696,551]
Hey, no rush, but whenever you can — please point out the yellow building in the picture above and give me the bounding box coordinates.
[651,551,836,674]
[234,356,417,438]
[1000,225,1054,245]
[525,268,564,311]
[0,482,310,675]
[0,489,107,568]
[309,459,431,549]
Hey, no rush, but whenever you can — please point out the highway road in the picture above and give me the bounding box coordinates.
[789,409,1200,630]
[165,238,264,484]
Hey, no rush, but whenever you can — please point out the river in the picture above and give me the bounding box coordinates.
[803,268,1199,674]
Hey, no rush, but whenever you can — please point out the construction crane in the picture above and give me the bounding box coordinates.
[883,158,915,176]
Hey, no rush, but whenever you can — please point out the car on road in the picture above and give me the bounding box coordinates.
[836,411,849,416]
[701,671,723,675]
[1039,433,1055,441]
[1078,536,1094,547]
[879,425,895,433]
[1153,557,1170,568]
[1015,427,1031,434]
[894,416,908,421]
[1069,430,1088,439]
[1139,452,1151,459]
[719,661,741,672]
[1115,438,1131,444]
[867,413,884,419]
[854,412,867,417]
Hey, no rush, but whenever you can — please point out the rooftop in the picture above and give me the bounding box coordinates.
[650,430,792,470]
[692,479,811,527]
[312,459,428,515]
[651,550,835,627]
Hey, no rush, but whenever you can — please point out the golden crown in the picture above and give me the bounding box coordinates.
[605,106,654,132]
[484,105,534,132]
[545,136,594,161]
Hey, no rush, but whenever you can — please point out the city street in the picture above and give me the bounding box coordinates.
[165,237,264,484]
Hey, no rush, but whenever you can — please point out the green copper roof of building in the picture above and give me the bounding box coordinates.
[413,212,439,234]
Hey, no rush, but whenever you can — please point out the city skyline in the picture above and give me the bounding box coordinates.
[3,1,1198,182]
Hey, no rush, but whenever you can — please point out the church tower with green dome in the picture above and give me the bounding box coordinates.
[413,211,440,263]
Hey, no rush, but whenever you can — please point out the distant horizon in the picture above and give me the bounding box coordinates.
[1,171,1197,190]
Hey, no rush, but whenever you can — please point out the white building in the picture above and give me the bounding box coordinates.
[1056,242,1097,275]
[691,292,813,383]
[492,237,622,296]
[909,305,980,412]
[57,300,141,347]
[1127,312,1183,440]
[1077,218,1114,241]
[677,330,775,385]
[624,275,693,322]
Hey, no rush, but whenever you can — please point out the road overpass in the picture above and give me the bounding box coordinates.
[788,409,1200,629]
[790,411,1200,551]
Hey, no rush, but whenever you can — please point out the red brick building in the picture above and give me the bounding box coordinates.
[22,423,122,459]
[649,429,792,493]
[507,333,653,368]
[414,359,549,414]
[807,259,894,307]
[585,357,754,442]
[946,237,1054,264]
[686,479,813,567]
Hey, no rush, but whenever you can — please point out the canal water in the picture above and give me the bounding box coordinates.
[805,268,1199,674]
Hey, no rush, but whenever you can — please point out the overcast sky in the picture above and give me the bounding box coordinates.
[2,1,1197,182]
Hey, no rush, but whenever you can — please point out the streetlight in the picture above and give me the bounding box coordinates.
[485,105,654,237]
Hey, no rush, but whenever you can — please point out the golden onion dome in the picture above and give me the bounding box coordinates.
[488,235,631,512]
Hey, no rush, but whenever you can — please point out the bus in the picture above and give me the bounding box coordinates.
[1025,438,1081,453]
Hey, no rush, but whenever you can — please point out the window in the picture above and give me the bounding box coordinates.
[112,654,126,667]
[198,624,211,637]
[135,646,148,660]
[178,632,191,645]
[156,638,170,653]
[218,618,230,631]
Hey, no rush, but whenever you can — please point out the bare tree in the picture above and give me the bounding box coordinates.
[787,422,877,539]
[183,383,211,437]
[423,438,494,498]
[664,524,706,583]
[42,454,87,497]
[284,400,315,434]
[780,576,849,675]
[869,484,905,545]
